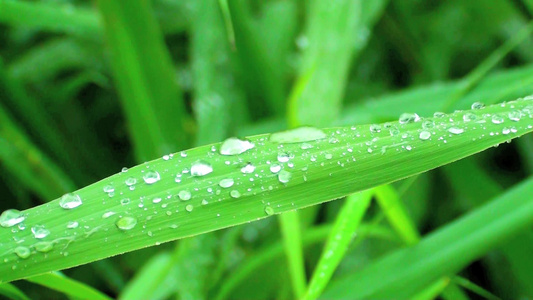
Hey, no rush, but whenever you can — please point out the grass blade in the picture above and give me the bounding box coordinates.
[279,211,306,298]
[1,97,533,283]
[411,277,450,300]
[0,283,30,300]
[119,252,173,300]
[322,176,533,299]
[98,0,190,161]
[303,190,373,300]
[26,272,112,300]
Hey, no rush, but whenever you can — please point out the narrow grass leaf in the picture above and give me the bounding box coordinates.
[304,189,373,300]
[26,272,112,300]
[323,176,533,299]
[453,276,501,300]
[375,184,419,245]
[411,277,450,300]
[119,252,173,300]
[0,283,30,300]
[1,98,533,282]
[98,0,190,161]
[279,211,307,298]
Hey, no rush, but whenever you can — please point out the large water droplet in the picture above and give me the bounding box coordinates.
[278,170,292,184]
[31,225,50,239]
[399,113,421,124]
[220,137,255,155]
[191,160,213,176]
[419,131,431,140]
[59,193,82,209]
[277,152,290,162]
[0,209,25,228]
[508,110,521,122]
[241,163,255,173]
[448,127,464,134]
[116,216,137,231]
[14,246,31,259]
[219,178,234,188]
[471,102,485,110]
[270,164,282,173]
[143,171,161,184]
[35,242,54,253]
[269,126,327,143]
[178,190,192,201]
[491,114,504,124]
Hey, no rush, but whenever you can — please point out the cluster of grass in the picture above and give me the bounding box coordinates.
[0,0,533,299]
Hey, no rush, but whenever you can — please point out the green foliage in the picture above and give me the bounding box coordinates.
[0,1,532,299]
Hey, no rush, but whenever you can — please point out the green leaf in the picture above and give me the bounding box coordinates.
[1,97,533,283]
[26,272,112,300]
[322,176,533,299]
[0,283,30,300]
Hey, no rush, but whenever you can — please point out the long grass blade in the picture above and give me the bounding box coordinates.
[26,272,112,300]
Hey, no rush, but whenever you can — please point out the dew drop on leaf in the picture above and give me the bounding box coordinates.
[471,102,485,110]
[0,209,25,228]
[448,127,464,135]
[369,124,381,133]
[270,164,282,174]
[220,137,255,155]
[241,163,255,174]
[491,114,504,124]
[143,171,161,184]
[269,126,327,143]
[191,160,213,176]
[59,193,83,209]
[419,131,431,140]
[399,113,421,124]
[185,204,194,212]
[14,246,31,259]
[178,190,192,201]
[35,242,54,253]
[265,206,274,216]
[219,178,234,188]
[67,221,79,229]
[31,225,50,239]
[103,184,115,193]
[116,216,137,231]
[278,170,292,184]
[125,177,137,186]
[277,152,290,162]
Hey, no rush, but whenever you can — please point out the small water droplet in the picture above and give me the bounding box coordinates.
[433,112,445,118]
[201,199,209,205]
[143,171,161,184]
[0,209,25,227]
[491,114,504,124]
[369,124,381,133]
[325,153,333,159]
[463,113,477,122]
[121,167,129,173]
[502,127,511,135]
[241,163,255,173]
[14,246,31,259]
[278,170,292,184]
[152,197,162,204]
[270,164,282,173]
[265,206,274,216]
[59,193,83,209]
[191,160,213,176]
[178,190,192,201]
[116,216,137,231]
[102,211,116,218]
[125,177,137,186]
[277,152,290,162]
[269,126,327,143]
[185,205,194,212]
[220,178,235,188]
[399,113,421,124]
[422,120,435,129]
[220,137,255,155]
[120,198,131,205]
[103,184,115,193]
[448,127,464,134]
[230,190,241,198]
[419,131,431,140]
[35,242,54,253]
[508,110,521,122]
[471,102,485,110]
[162,154,170,160]
[67,221,79,229]
[31,225,50,239]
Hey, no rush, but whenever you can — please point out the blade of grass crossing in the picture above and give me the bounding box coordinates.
[279,211,307,298]
[453,276,501,300]
[411,277,450,300]
[98,0,190,162]
[2,98,533,282]
[0,283,30,300]
[322,176,533,299]
[26,272,112,300]
[303,189,373,300]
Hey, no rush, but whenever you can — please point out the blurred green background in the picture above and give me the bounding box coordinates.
[1,0,533,299]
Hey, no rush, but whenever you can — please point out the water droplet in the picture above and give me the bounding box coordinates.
[502,127,511,135]
[178,190,192,201]
[185,205,194,212]
[491,114,504,124]
[508,110,521,122]
[31,225,50,239]
[265,206,274,216]
[300,143,314,150]
[399,113,421,124]
[230,190,241,198]
[422,120,435,129]
[433,112,445,118]
[448,127,464,134]
[152,197,162,204]
[201,199,209,205]
[0,209,25,227]
[278,170,292,184]
[116,216,137,231]
[241,163,255,173]
[463,113,477,122]
[325,153,333,159]
[14,246,31,259]
[162,154,170,160]
[419,131,431,140]
[143,171,160,184]
[277,152,290,162]
[59,193,83,209]
[270,164,282,173]
[125,177,137,186]
[103,184,115,193]
[219,178,234,188]
[121,167,129,173]
[369,124,381,133]
[35,242,54,253]
[67,221,79,229]
[191,160,213,176]
[120,198,131,205]
[471,102,485,110]
[102,211,116,218]
[220,137,255,155]
[269,126,327,143]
